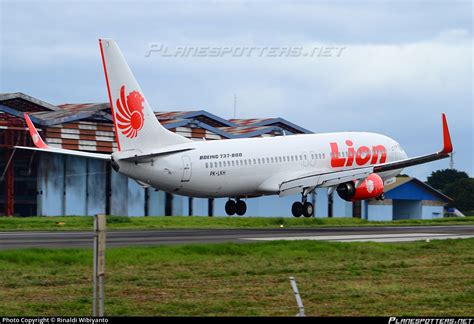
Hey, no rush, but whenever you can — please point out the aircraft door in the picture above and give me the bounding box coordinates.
[181,155,192,182]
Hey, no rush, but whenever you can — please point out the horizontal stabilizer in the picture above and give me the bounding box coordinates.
[114,147,195,162]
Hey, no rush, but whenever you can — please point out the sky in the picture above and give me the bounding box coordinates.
[0,0,472,180]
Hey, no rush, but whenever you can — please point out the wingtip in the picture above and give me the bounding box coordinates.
[23,113,48,149]
[23,113,32,125]
[442,113,453,154]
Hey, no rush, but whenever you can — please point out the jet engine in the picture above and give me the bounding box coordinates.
[336,173,384,201]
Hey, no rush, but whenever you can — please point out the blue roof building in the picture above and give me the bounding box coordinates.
[360,177,453,221]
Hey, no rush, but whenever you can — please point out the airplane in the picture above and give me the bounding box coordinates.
[16,39,453,217]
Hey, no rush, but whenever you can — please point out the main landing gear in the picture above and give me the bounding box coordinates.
[225,199,247,216]
[292,194,313,218]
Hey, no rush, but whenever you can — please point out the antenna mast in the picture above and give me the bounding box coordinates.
[233,94,237,119]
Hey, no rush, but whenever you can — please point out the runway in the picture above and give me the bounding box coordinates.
[0,225,473,249]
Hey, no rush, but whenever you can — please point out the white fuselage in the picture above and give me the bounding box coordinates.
[114,132,408,198]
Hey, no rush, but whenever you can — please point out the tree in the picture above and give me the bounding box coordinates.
[426,169,469,191]
[444,178,474,214]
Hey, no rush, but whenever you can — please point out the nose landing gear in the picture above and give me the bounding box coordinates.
[225,198,247,216]
[292,194,313,218]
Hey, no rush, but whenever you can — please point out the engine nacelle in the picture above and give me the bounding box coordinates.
[336,173,384,201]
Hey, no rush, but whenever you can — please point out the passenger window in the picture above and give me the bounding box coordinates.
[266,157,270,163]
[271,157,274,163]
[205,162,208,169]
[279,156,282,163]
[231,160,235,167]
[258,158,261,164]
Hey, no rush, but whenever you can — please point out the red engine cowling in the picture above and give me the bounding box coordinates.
[336,173,384,201]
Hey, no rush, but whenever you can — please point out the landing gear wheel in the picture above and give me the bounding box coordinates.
[225,200,236,216]
[236,200,247,216]
[376,193,385,201]
[302,202,314,218]
[292,202,303,217]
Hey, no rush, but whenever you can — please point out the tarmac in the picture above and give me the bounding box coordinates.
[0,225,473,249]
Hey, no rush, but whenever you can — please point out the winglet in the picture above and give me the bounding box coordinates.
[24,114,48,149]
[441,113,453,154]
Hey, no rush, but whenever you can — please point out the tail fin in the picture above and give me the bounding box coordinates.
[99,39,190,152]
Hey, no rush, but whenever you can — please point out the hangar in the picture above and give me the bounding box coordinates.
[0,92,451,219]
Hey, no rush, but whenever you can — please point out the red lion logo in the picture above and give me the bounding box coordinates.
[115,85,145,138]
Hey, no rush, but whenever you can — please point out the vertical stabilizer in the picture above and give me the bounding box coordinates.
[99,39,190,152]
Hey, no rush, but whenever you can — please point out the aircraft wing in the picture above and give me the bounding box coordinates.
[14,114,111,160]
[279,166,375,197]
[278,113,453,197]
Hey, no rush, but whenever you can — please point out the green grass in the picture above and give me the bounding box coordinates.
[0,215,473,231]
[0,239,473,316]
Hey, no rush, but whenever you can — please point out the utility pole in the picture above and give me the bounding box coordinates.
[93,214,106,316]
[449,151,454,169]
